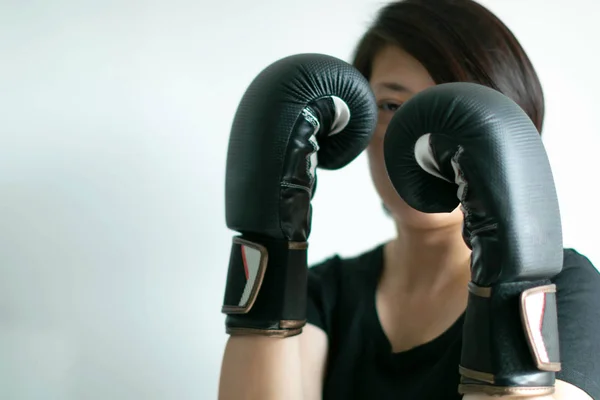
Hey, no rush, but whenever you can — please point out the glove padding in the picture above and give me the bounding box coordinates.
[383,82,563,396]
[222,54,377,337]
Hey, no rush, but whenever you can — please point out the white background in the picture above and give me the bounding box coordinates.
[1,0,598,399]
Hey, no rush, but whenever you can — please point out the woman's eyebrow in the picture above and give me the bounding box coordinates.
[374,82,412,94]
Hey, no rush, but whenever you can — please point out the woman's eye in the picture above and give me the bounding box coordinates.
[378,102,402,112]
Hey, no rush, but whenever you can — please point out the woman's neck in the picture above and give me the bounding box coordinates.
[382,221,472,294]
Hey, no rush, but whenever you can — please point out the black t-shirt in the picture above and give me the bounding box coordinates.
[307,244,600,400]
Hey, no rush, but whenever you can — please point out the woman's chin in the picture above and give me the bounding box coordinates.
[386,201,464,230]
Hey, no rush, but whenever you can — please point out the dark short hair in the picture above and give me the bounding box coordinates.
[352,0,545,133]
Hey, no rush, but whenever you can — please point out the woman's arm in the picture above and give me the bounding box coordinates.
[218,335,304,400]
[218,323,328,400]
[300,324,329,400]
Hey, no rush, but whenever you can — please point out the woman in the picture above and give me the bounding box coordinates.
[219,0,600,399]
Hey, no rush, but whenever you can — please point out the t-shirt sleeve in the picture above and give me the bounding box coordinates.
[306,255,342,334]
[553,248,600,399]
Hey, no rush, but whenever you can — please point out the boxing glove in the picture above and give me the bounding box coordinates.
[383,82,563,396]
[222,54,377,337]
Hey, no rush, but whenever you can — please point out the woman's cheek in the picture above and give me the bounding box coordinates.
[367,139,399,199]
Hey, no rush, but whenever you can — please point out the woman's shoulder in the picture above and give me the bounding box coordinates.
[308,242,385,279]
[553,248,600,398]
[552,248,600,334]
[555,248,600,287]
[307,242,385,308]
[306,243,385,333]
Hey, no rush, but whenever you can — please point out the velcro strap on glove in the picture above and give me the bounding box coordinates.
[458,281,561,397]
[221,236,308,338]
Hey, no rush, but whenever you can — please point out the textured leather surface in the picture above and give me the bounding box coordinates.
[383,82,563,393]
[383,82,563,282]
[222,54,377,334]
[226,53,377,241]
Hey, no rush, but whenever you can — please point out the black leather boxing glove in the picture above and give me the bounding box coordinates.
[383,82,563,396]
[222,54,377,338]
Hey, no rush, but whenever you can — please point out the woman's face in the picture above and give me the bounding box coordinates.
[367,44,464,229]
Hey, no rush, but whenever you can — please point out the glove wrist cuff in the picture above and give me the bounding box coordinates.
[458,280,560,396]
[221,236,308,337]
[458,377,555,397]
